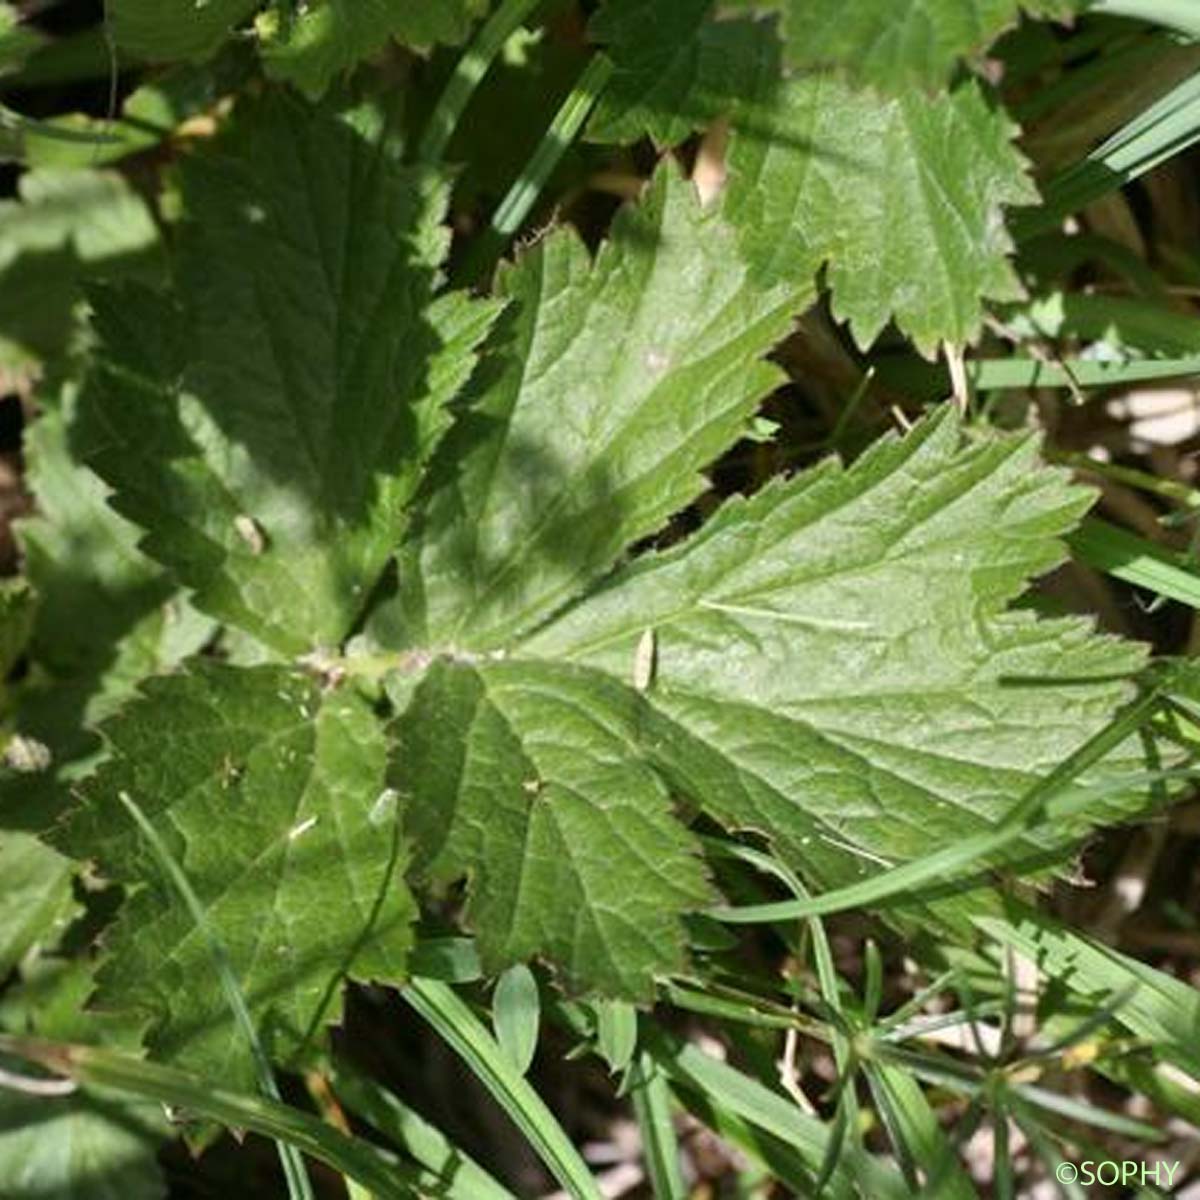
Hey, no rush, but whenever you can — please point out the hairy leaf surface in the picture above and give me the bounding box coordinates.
[383,165,811,653]
[522,412,1145,914]
[79,94,497,654]
[395,659,711,998]
[725,76,1036,353]
[587,0,778,144]
[52,664,415,1086]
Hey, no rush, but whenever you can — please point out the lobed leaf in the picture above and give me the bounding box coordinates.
[395,659,711,999]
[525,411,1146,924]
[51,663,415,1087]
[724,75,1038,354]
[79,92,498,655]
[381,164,811,653]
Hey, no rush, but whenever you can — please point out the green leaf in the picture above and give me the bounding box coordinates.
[381,164,811,652]
[0,1089,166,1200]
[78,92,498,655]
[18,387,214,749]
[0,1033,415,1200]
[524,411,1146,924]
[0,4,43,76]
[0,577,33,689]
[260,0,490,100]
[734,0,1081,91]
[404,978,603,1200]
[492,964,540,1075]
[586,0,778,145]
[0,168,161,367]
[394,660,712,999]
[725,76,1037,354]
[331,1056,519,1200]
[107,0,259,61]
[0,833,76,977]
[594,1000,638,1074]
[50,663,416,1086]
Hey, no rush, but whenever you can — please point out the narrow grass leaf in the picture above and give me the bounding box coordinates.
[330,1059,518,1200]
[0,1036,416,1200]
[710,681,1165,923]
[403,978,602,1200]
[1016,71,1200,239]
[629,1051,687,1200]
[115,790,314,1200]
[1069,517,1200,610]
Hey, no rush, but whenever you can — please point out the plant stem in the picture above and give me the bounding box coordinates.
[417,0,545,165]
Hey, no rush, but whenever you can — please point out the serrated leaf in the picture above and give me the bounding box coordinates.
[394,659,712,999]
[587,0,778,145]
[725,75,1037,354]
[78,92,498,655]
[728,0,1081,90]
[9,387,212,838]
[261,0,490,100]
[50,663,415,1086]
[381,164,811,653]
[524,411,1146,918]
[107,0,259,61]
[19,389,214,742]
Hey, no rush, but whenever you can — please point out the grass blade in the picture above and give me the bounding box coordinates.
[878,353,1200,396]
[417,0,544,164]
[461,52,613,282]
[642,1027,910,1200]
[0,1035,417,1200]
[115,790,313,1200]
[330,1058,518,1200]
[1090,0,1200,37]
[710,681,1164,923]
[629,1051,687,1200]
[1069,517,1200,609]
[403,977,602,1200]
[1016,71,1200,239]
